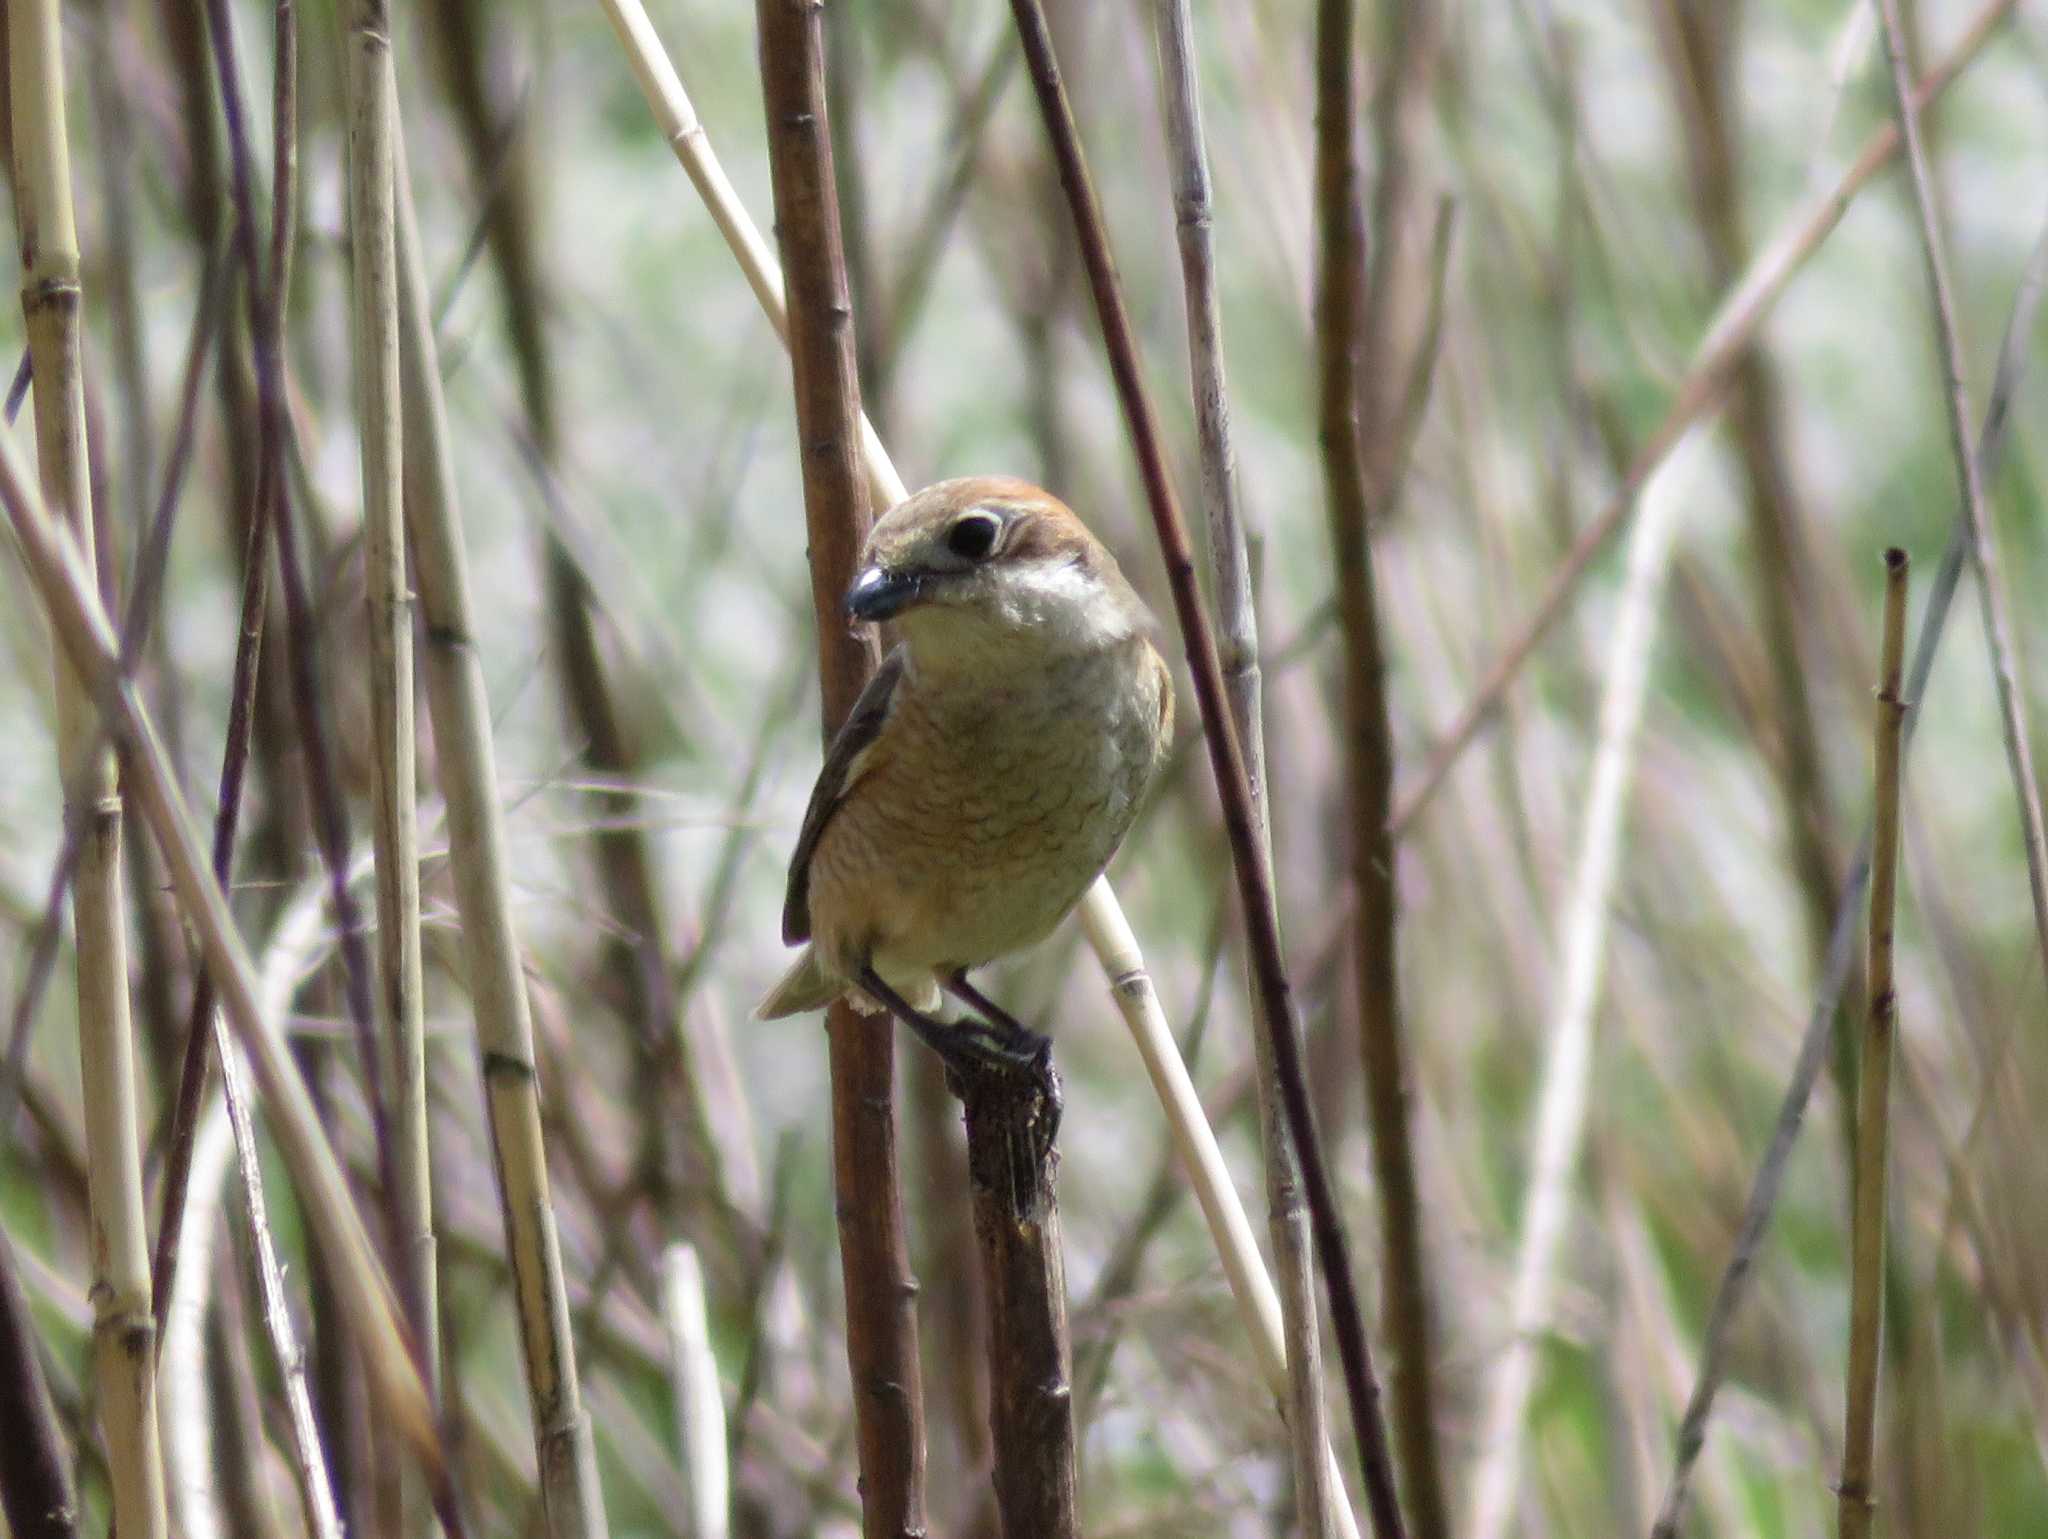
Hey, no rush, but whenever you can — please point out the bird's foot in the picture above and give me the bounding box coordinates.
[942,970,1051,1066]
[859,968,1059,1122]
[940,971,1062,1144]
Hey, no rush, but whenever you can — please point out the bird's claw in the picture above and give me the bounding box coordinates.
[860,966,1057,1089]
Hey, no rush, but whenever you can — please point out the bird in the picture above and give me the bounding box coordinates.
[757,475,1174,1075]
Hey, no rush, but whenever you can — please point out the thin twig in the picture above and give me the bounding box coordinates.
[1838,550,1908,1539]
[868,34,1017,396]
[1005,0,1405,1527]
[1872,0,2048,987]
[1388,0,2019,837]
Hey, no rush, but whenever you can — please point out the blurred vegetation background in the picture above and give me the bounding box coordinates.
[1,0,2046,1535]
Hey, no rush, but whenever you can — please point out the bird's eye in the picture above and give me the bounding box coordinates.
[945,512,1002,561]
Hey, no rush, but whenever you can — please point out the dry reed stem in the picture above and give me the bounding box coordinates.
[394,128,610,1539]
[661,1245,730,1539]
[1650,193,2048,1539]
[152,0,299,1330]
[1007,0,1409,1524]
[1871,0,2048,991]
[589,4,1364,1518]
[1335,0,1449,1525]
[6,242,221,1188]
[6,1,165,1530]
[1465,426,1706,1539]
[163,871,346,1539]
[1146,7,1342,1534]
[1006,0,1404,1525]
[215,963,347,1538]
[344,0,436,1409]
[0,425,444,1485]
[1838,550,1908,1539]
[1076,894,1362,1524]
[1389,0,2018,837]
[755,2,929,1531]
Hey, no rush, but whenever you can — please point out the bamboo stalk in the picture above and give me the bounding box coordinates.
[1839,550,1908,1539]
[754,3,929,1531]
[6,2,167,1532]
[0,422,445,1489]
[1871,0,2048,988]
[1145,5,1339,1531]
[586,6,1365,1521]
[394,122,610,1539]
[343,0,435,1411]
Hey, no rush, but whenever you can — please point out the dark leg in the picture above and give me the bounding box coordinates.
[859,966,1048,1077]
[943,971,1051,1064]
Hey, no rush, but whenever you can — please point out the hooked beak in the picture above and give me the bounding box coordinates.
[843,565,923,622]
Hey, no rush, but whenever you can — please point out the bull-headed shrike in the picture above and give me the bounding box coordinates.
[758,475,1173,1075]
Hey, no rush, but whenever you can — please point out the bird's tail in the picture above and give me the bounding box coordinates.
[756,949,944,1019]
[755,946,843,1019]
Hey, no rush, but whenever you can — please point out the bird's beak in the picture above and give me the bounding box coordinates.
[844,565,923,622]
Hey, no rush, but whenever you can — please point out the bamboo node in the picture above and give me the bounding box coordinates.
[20,272,81,314]
[480,1048,539,1083]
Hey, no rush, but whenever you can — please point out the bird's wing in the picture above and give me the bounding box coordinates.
[782,646,906,945]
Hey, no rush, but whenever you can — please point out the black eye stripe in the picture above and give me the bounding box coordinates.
[946,511,1002,560]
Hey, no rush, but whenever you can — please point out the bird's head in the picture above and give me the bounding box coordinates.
[844,477,1151,659]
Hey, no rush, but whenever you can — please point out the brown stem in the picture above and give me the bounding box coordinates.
[1003,0,1406,1529]
[958,1065,1077,1538]
[1342,0,1450,1529]
[1838,551,1909,1539]
[756,2,928,1533]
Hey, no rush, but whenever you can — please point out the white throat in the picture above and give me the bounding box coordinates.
[895,558,1146,687]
